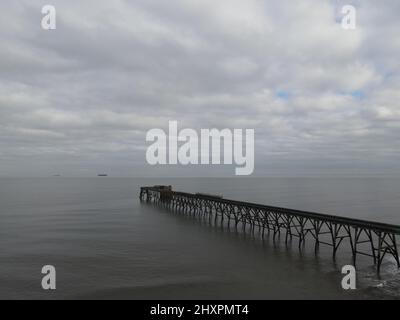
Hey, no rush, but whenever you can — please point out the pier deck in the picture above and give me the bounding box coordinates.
[140,185,400,272]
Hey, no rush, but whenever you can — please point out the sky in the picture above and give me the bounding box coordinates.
[0,0,400,177]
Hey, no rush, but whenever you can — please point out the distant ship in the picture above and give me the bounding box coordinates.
[97,174,108,177]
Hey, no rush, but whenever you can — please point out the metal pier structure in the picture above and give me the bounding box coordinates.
[140,185,400,272]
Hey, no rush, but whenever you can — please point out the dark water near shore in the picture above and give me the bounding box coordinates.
[1,177,400,299]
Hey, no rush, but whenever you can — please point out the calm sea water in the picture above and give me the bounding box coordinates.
[1,177,400,300]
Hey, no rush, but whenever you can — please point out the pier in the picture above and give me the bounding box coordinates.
[140,185,400,272]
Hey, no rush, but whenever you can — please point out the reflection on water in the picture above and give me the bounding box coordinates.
[0,177,400,299]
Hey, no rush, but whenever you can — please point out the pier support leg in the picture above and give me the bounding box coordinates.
[391,234,400,268]
[377,232,384,273]
[349,227,358,266]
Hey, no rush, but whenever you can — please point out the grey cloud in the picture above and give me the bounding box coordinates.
[0,0,399,177]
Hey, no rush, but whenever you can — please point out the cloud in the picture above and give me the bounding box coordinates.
[0,0,399,176]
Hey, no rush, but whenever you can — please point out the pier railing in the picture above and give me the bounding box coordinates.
[140,185,400,272]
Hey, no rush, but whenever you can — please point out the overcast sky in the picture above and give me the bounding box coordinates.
[1,0,399,177]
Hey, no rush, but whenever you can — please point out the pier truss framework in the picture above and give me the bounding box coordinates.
[140,186,400,272]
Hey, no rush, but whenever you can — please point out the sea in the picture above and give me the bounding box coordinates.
[1,177,400,299]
